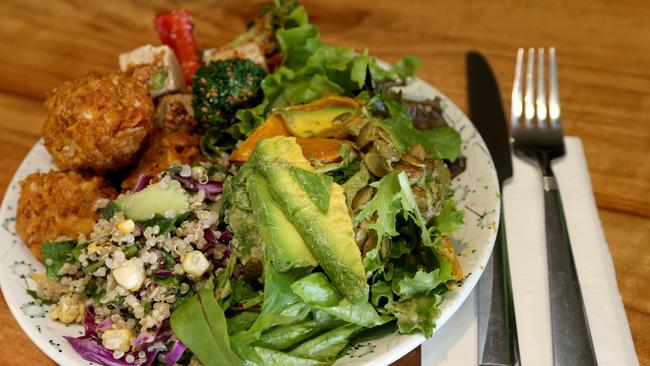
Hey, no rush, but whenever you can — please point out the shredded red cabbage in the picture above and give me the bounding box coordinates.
[131,332,155,348]
[133,175,154,193]
[155,270,173,278]
[83,306,98,339]
[203,228,218,243]
[64,336,135,366]
[164,339,186,366]
[97,317,113,332]
[219,229,233,243]
[169,173,223,200]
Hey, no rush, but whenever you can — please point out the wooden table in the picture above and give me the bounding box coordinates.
[0,0,647,365]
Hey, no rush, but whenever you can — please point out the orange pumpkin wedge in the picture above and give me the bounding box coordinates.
[297,138,348,164]
[229,114,291,163]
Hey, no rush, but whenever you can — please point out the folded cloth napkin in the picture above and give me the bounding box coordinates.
[421,137,639,366]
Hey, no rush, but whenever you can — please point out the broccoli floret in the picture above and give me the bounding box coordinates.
[192,59,266,128]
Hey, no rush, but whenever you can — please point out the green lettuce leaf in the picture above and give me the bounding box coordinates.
[369,55,421,83]
[233,4,421,135]
[354,171,401,244]
[434,199,464,235]
[397,172,432,247]
[393,269,450,298]
[370,280,394,307]
[254,311,343,351]
[228,311,260,335]
[370,93,461,161]
[289,323,363,361]
[291,273,388,327]
[233,259,310,345]
[171,288,244,366]
[215,253,238,305]
[386,294,442,338]
[253,347,330,366]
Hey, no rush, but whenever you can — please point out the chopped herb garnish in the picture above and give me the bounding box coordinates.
[41,240,76,279]
[82,261,104,275]
[159,249,176,271]
[26,290,56,305]
[101,201,120,220]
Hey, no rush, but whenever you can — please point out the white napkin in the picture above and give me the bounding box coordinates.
[421,137,639,366]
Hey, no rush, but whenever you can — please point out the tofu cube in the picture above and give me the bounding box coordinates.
[153,94,195,131]
[119,44,185,97]
[202,42,267,70]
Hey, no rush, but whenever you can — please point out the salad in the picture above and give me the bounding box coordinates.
[20,1,467,365]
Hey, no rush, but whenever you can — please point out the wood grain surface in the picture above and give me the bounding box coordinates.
[0,0,648,365]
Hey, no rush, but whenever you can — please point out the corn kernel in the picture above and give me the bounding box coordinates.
[117,219,135,234]
[86,242,98,255]
[181,251,210,278]
[112,258,145,291]
[50,294,83,324]
[102,329,134,352]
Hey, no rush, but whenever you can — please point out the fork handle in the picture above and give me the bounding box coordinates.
[543,175,598,366]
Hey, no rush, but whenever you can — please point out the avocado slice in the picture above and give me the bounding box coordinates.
[276,105,357,138]
[253,137,369,303]
[222,165,263,266]
[114,179,189,221]
[247,171,317,272]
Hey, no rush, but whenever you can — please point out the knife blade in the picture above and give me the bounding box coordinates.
[466,51,520,366]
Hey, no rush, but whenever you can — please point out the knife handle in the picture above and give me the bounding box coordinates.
[479,200,520,366]
[543,176,598,366]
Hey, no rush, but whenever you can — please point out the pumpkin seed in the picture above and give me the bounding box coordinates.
[408,144,426,161]
[332,112,354,125]
[351,186,375,211]
[354,222,369,248]
[402,153,426,168]
[242,258,263,279]
[362,231,378,256]
[364,152,391,177]
[411,186,430,217]
[380,237,391,260]
[393,161,422,183]
[434,160,451,185]
[374,139,399,162]
[356,122,375,148]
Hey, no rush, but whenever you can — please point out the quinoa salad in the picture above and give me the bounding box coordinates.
[32,164,231,365]
[17,1,469,365]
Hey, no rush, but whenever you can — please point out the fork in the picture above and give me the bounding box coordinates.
[511,48,598,366]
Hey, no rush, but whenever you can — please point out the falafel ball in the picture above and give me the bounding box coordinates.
[16,171,117,261]
[43,70,154,172]
[121,130,204,191]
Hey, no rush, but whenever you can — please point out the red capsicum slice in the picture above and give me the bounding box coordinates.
[155,9,201,85]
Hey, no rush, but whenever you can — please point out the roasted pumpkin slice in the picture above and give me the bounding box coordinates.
[297,138,348,164]
[229,114,291,163]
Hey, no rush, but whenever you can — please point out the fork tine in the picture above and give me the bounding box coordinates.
[548,47,561,129]
[510,48,524,130]
[536,48,548,128]
[524,48,535,129]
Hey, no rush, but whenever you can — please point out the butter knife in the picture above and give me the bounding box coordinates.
[467,51,520,366]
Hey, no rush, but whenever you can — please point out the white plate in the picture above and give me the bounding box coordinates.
[0,77,499,366]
